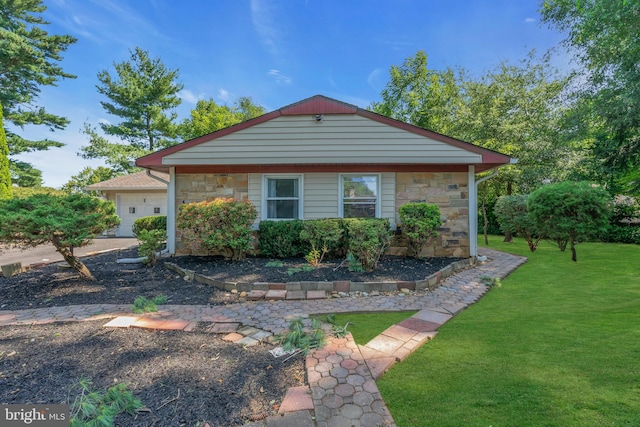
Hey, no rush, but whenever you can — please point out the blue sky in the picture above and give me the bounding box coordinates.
[13,0,567,188]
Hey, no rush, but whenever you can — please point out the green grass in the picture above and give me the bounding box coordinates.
[378,237,640,427]
[315,311,416,345]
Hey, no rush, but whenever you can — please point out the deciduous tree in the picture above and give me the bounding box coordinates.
[541,0,640,193]
[0,0,76,185]
[0,193,120,279]
[61,166,118,195]
[528,181,610,262]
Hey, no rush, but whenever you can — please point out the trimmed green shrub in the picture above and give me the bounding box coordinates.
[177,198,257,261]
[528,182,610,262]
[494,194,544,252]
[136,229,166,266]
[600,198,640,244]
[132,215,167,237]
[258,220,309,258]
[300,218,344,265]
[343,218,391,271]
[399,202,442,258]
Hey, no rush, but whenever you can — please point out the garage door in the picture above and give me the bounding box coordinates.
[116,193,167,237]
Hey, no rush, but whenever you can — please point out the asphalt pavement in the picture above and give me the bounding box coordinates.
[0,237,139,267]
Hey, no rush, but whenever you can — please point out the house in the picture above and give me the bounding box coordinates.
[86,171,168,237]
[136,95,513,258]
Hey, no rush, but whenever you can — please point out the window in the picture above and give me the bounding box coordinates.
[264,176,302,220]
[128,207,136,214]
[153,207,161,214]
[340,175,379,218]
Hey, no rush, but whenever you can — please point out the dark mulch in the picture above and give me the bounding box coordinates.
[0,245,461,426]
[0,320,305,426]
[0,247,460,311]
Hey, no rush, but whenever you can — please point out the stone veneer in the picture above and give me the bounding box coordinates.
[175,172,470,258]
[175,173,249,255]
[393,172,470,258]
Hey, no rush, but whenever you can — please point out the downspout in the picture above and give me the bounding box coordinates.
[470,158,517,257]
[145,169,169,185]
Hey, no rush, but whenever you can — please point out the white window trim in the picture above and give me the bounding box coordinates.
[261,174,304,221]
[339,173,381,218]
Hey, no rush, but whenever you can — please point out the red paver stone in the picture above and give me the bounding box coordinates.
[183,321,198,332]
[222,332,244,342]
[132,318,189,330]
[365,357,396,380]
[278,386,314,414]
[247,290,268,301]
[333,281,350,293]
[397,317,441,332]
[208,322,241,333]
[265,289,287,300]
[268,283,286,290]
[381,324,419,341]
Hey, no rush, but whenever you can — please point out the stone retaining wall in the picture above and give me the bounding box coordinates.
[164,257,475,297]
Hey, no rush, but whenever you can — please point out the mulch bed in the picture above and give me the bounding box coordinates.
[0,246,462,426]
[0,320,304,426]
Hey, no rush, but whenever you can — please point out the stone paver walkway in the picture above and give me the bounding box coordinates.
[0,248,526,427]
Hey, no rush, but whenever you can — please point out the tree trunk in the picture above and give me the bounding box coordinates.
[570,237,577,262]
[54,242,95,280]
[503,181,513,243]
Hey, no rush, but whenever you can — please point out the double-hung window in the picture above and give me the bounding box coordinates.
[340,174,379,218]
[264,176,302,220]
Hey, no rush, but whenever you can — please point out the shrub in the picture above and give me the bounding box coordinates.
[136,229,166,266]
[131,294,167,313]
[300,218,344,264]
[494,194,544,252]
[343,218,391,271]
[177,198,257,261]
[528,182,610,262]
[258,220,308,258]
[600,197,640,244]
[132,215,166,237]
[399,202,442,258]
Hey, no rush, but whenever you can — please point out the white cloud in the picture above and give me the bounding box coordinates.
[251,0,280,55]
[267,69,292,84]
[367,68,384,91]
[525,17,536,23]
[217,88,231,102]
[178,89,203,104]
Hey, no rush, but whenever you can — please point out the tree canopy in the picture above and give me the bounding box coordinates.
[80,47,183,173]
[61,166,118,195]
[177,97,265,141]
[541,0,640,193]
[0,0,76,186]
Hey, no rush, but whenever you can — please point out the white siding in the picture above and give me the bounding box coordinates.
[163,115,481,166]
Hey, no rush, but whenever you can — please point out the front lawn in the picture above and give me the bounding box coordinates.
[378,238,640,427]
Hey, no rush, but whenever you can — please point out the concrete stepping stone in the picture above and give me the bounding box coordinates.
[306,290,326,300]
[365,356,396,380]
[381,324,419,341]
[237,336,260,347]
[412,309,453,325]
[237,325,261,336]
[397,317,440,332]
[285,290,305,300]
[365,334,405,355]
[103,316,139,328]
[222,332,243,342]
[132,318,190,331]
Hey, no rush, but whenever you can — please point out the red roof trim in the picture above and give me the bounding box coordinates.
[136,94,511,169]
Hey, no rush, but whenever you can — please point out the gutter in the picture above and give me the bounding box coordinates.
[145,169,169,185]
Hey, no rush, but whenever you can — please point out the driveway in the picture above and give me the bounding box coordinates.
[0,237,139,267]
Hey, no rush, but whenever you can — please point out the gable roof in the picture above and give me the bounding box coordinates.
[86,171,168,191]
[136,95,512,173]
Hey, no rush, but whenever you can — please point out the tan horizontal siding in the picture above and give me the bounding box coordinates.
[304,173,339,219]
[381,172,396,226]
[163,115,481,165]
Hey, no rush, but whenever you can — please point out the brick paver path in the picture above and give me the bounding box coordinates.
[0,248,526,427]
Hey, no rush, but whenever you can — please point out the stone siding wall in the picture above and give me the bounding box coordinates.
[393,172,469,258]
[175,174,249,255]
